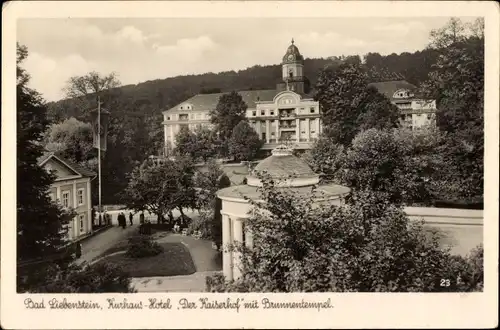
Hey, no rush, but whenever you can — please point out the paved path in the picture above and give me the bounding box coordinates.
[77,225,136,264]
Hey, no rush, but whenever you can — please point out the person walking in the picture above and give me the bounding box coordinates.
[119,212,126,229]
[129,212,133,226]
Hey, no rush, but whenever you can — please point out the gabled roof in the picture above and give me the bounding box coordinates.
[368,80,418,100]
[164,89,279,114]
[38,152,97,178]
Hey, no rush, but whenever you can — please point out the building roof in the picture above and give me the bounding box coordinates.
[282,39,304,64]
[367,80,418,100]
[251,146,316,180]
[164,89,279,114]
[38,152,97,178]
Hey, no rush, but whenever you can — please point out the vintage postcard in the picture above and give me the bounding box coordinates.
[1,1,498,328]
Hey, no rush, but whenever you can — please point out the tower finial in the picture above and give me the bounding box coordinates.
[291,38,294,44]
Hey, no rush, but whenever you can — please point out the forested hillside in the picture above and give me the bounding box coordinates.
[47,49,438,121]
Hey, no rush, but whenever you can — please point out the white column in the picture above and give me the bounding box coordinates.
[222,214,233,281]
[295,118,300,142]
[232,218,244,280]
[87,179,92,233]
[73,181,78,238]
[265,120,270,143]
[305,118,310,142]
[316,118,320,137]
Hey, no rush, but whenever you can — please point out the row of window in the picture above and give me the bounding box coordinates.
[50,188,85,208]
[166,113,209,121]
[251,107,316,117]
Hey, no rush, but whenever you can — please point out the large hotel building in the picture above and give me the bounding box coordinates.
[162,40,436,154]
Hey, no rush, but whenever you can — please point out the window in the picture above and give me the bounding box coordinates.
[167,116,170,120]
[270,110,274,116]
[180,106,184,110]
[261,110,265,116]
[310,107,315,113]
[427,114,432,120]
[271,132,275,136]
[252,111,256,116]
[77,188,84,206]
[311,130,316,134]
[62,191,70,208]
[79,214,85,233]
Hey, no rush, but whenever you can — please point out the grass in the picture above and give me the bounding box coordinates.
[96,242,197,277]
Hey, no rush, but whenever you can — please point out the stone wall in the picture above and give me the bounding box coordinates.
[404,207,483,257]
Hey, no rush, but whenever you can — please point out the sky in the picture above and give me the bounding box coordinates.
[17,17,474,102]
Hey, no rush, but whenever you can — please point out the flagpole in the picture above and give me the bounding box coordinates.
[98,96,102,223]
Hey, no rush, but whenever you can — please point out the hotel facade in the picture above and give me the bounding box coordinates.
[162,40,436,155]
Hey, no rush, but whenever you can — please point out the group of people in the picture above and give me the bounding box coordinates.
[117,211,147,229]
[117,212,133,229]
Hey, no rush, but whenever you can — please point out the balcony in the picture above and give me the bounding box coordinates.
[178,116,189,122]
[280,125,297,131]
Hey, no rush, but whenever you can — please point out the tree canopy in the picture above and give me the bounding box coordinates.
[210,91,248,155]
[314,62,400,146]
[228,120,263,162]
[125,157,197,219]
[421,17,484,200]
[16,43,76,291]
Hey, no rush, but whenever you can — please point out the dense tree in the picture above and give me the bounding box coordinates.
[206,176,484,292]
[210,91,248,155]
[228,120,263,161]
[421,17,484,200]
[337,128,444,205]
[302,136,345,183]
[63,70,121,116]
[315,62,399,146]
[125,157,197,222]
[44,117,94,163]
[16,43,76,291]
[175,125,218,162]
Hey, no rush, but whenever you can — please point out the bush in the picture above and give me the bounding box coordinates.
[187,211,211,238]
[213,176,484,292]
[126,235,163,258]
[27,262,135,293]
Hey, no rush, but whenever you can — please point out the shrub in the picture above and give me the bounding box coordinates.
[213,176,484,292]
[28,262,135,293]
[126,235,163,258]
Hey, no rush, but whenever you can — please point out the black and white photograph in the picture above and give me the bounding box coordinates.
[2,1,498,329]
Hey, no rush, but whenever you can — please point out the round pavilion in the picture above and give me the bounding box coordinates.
[216,145,351,280]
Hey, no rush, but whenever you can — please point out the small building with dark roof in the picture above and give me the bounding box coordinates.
[38,152,96,241]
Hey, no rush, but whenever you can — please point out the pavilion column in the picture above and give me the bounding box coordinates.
[316,118,321,137]
[265,120,270,143]
[305,118,310,142]
[222,213,233,281]
[295,118,300,142]
[232,218,244,280]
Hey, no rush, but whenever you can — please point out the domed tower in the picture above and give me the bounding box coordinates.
[277,39,309,94]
